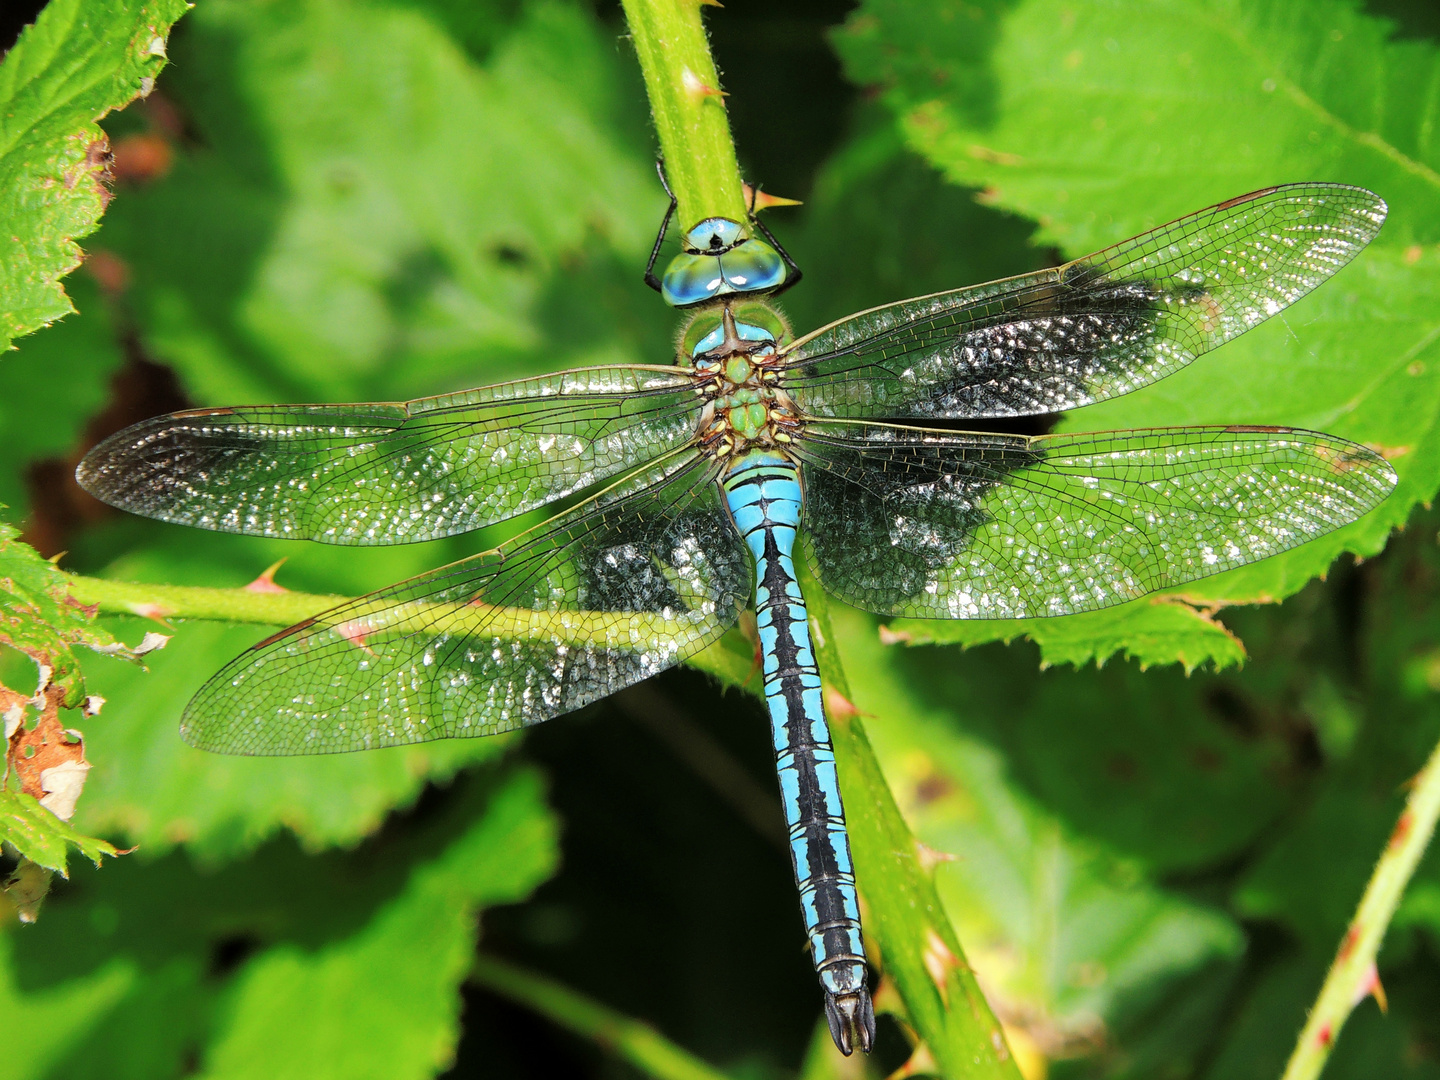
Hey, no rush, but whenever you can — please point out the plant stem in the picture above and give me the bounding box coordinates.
[619,0,747,228]
[63,571,752,686]
[66,573,346,627]
[799,559,1023,1079]
[470,955,732,1080]
[1281,732,1440,1080]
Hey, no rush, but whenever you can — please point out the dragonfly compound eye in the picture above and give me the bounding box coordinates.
[661,219,791,307]
[684,217,744,254]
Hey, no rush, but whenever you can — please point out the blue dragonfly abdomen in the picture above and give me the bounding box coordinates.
[723,451,873,1053]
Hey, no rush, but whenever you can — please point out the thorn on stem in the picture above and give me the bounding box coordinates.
[922,928,965,1005]
[741,182,802,211]
[877,624,911,645]
[1353,962,1388,1013]
[1337,924,1360,961]
[245,559,290,594]
[127,602,173,623]
[823,687,859,720]
[682,66,727,102]
[914,840,957,874]
[1388,811,1414,850]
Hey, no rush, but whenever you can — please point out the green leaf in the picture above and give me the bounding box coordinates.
[830,602,1245,1048]
[75,617,507,862]
[0,0,189,352]
[783,109,1045,335]
[0,936,137,1080]
[892,635,1293,876]
[98,0,662,407]
[886,597,1246,674]
[836,0,1436,668]
[3,765,556,1079]
[196,769,556,1080]
[0,790,118,876]
[0,519,123,697]
[1231,505,1440,957]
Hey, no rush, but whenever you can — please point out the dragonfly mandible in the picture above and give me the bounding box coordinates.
[77,181,1395,1056]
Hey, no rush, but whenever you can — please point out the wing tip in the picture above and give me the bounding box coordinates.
[75,427,142,504]
[1218,182,1387,234]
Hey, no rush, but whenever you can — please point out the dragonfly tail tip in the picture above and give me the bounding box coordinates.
[824,988,875,1055]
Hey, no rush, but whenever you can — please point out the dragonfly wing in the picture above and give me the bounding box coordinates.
[78,366,701,544]
[782,184,1386,420]
[180,451,749,755]
[796,423,1395,618]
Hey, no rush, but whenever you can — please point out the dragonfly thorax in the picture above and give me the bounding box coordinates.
[687,305,800,461]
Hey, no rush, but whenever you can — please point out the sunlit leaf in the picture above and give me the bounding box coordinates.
[0,520,125,697]
[837,0,1437,668]
[74,618,508,862]
[0,791,117,877]
[97,0,662,407]
[0,0,188,351]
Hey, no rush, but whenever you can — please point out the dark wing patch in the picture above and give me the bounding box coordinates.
[781,184,1386,421]
[797,423,1395,618]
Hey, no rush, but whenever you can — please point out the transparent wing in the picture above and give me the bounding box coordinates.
[77,366,702,545]
[781,184,1386,420]
[796,423,1395,618]
[180,451,749,755]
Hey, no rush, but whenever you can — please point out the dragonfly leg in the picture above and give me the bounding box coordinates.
[744,197,803,296]
[643,159,678,294]
[723,452,874,1055]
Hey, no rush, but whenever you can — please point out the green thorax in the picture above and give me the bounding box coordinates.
[682,302,800,461]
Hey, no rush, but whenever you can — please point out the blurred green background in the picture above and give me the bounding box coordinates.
[3,0,1440,1077]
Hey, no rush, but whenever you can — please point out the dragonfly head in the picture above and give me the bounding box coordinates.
[660,217,791,307]
[685,217,746,254]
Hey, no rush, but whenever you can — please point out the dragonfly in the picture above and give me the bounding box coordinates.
[78,181,1394,1055]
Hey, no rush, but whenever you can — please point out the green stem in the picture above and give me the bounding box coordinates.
[470,955,732,1080]
[619,0,747,227]
[66,573,346,627]
[1281,732,1440,1080]
[64,570,752,686]
[799,558,1023,1079]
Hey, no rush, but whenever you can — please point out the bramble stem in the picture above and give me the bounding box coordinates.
[66,573,345,627]
[800,559,1023,1079]
[63,571,752,686]
[618,0,747,229]
[470,955,730,1080]
[619,0,1020,1067]
[1281,733,1440,1080]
